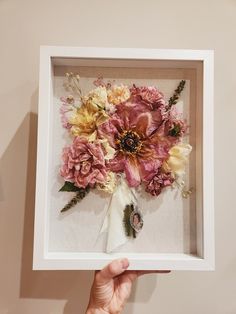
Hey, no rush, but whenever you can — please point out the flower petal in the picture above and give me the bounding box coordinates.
[98,114,124,147]
[166,143,192,176]
[124,156,141,187]
[109,153,126,172]
[132,112,160,138]
[139,157,161,181]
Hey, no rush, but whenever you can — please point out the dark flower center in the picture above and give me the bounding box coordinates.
[117,131,142,154]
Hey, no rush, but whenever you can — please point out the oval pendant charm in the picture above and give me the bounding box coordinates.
[130,207,143,233]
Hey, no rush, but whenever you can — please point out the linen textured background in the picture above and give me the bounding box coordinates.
[0,0,235,313]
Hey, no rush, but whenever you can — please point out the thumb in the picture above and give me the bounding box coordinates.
[95,258,129,285]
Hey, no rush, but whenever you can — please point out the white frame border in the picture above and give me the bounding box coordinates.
[33,46,214,270]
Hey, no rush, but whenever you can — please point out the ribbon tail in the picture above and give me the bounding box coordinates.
[100,178,137,253]
[99,194,113,234]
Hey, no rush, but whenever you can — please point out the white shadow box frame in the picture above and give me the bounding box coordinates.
[33,46,214,270]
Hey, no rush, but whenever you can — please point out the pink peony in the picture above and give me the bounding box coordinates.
[130,85,166,110]
[145,172,174,196]
[60,137,107,188]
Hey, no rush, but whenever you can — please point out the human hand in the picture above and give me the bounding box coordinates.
[86,258,170,314]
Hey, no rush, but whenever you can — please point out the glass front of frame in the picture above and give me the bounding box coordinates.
[47,57,203,258]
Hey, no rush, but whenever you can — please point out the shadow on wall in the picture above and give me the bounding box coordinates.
[18,104,158,313]
[19,112,93,313]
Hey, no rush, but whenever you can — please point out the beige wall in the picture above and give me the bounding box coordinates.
[0,0,236,313]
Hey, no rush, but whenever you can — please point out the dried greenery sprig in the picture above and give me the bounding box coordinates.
[166,80,186,110]
[59,181,90,212]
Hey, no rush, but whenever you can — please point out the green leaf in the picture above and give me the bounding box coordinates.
[59,181,81,192]
[123,204,136,238]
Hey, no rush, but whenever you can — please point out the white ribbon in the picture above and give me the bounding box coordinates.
[100,178,137,253]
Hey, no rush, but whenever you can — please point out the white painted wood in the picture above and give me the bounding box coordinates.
[33,46,214,270]
[202,51,215,269]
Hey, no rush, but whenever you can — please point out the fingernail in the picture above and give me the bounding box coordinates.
[121,258,129,269]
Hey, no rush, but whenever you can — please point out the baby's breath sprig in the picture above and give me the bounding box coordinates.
[174,179,193,199]
[182,187,193,199]
[64,72,83,100]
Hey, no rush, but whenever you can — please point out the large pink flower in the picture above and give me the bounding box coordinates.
[98,101,170,187]
[60,137,107,188]
[130,85,166,110]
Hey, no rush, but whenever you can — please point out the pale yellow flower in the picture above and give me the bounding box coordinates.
[163,143,192,177]
[83,86,108,111]
[98,139,116,160]
[69,105,108,141]
[107,84,130,105]
[97,171,117,194]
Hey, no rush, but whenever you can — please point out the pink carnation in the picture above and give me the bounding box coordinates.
[130,85,166,110]
[60,137,107,188]
[145,172,174,196]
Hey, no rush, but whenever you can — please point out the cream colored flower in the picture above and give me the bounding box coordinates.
[107,84,130,105]
[98,139,116,160]
[97,171,117,194]
[163,143,192,177]
[69,105,108,141]
[83,86,108,111]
